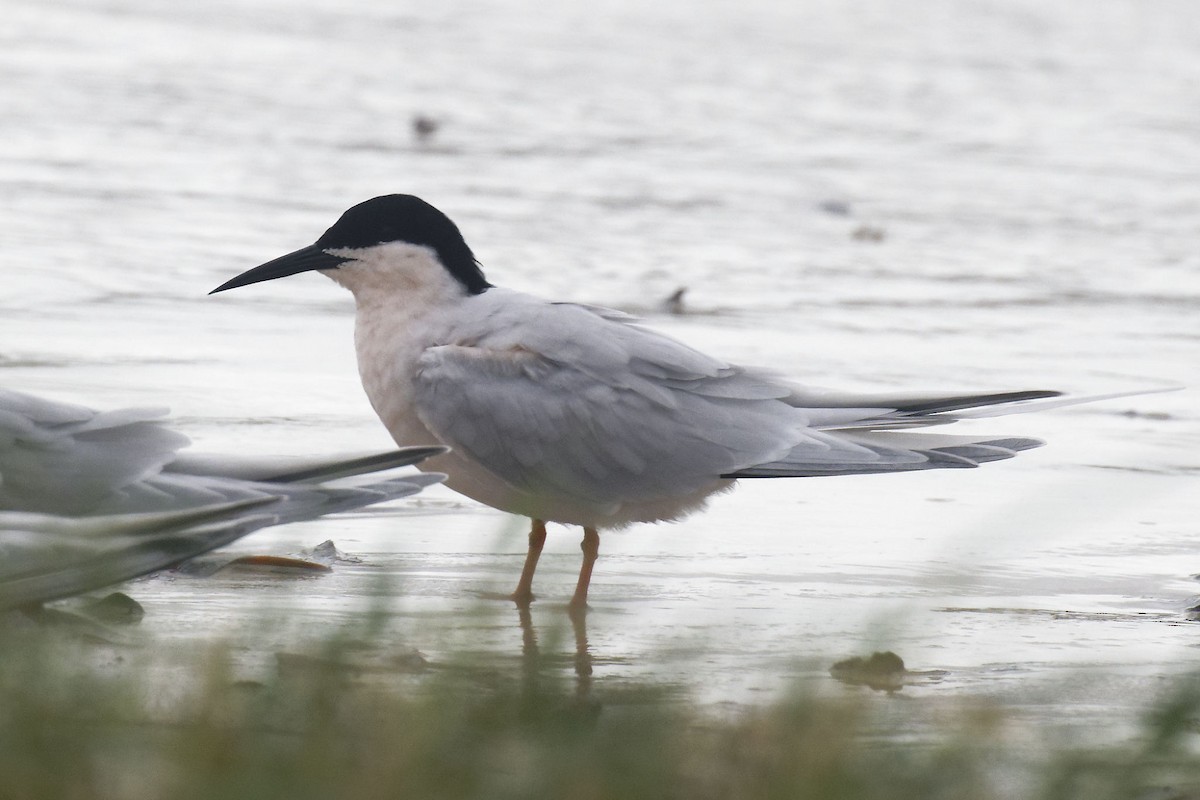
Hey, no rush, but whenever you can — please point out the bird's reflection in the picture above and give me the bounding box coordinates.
[569,608,593,700]
[516,605,595,711]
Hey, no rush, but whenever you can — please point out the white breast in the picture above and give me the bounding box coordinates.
[323,250,537,517]
[353,301,550,518]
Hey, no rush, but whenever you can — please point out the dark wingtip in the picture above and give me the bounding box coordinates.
[262,445,451,483]
[896,390,1063,415]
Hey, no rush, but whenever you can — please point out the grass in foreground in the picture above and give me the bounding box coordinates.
[2,610,1200,800]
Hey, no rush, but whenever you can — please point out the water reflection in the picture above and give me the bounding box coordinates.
[517,605,595,711]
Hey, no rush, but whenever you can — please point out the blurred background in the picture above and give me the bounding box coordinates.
[1,0,1198,735]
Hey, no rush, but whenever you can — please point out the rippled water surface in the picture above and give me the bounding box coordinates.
[2,0,1198,734]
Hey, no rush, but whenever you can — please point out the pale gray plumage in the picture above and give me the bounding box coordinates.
[0,388,446,520]
[210,193,1153,607]
[0,499,278,610]
[411,289,1051,520]
[0,387,448,607]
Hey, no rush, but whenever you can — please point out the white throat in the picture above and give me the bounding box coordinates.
[319,241,468,311]
[319,241,468,450]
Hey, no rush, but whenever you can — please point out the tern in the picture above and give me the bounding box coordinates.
[0,388,447,605]
[210,194,1117,610]
[0,499,277,610]
[0,388,446,518]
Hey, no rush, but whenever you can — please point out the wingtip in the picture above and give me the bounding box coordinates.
[262,445,450,483]
[897,389,1063,415]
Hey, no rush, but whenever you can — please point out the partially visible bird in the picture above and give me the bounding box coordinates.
[0,387,445,518]
[0,499,276,609]
[0,388,447,605]
[659,287,688,315]
[209,194,1136,610]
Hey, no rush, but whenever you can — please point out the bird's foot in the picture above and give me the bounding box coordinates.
[476,589,535,607]
[509,589,536,608]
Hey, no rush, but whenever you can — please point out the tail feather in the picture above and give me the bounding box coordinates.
[723,433,1047,479]
[724,383,1173,480]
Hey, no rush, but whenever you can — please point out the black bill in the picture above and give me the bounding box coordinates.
[210,244,351,294]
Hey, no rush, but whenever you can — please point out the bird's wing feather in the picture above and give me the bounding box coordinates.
[166,445,448,482]
[1,388,446,517]
[411,299,946,510]
[724,384,1180,476]
[723,384,1062,476]
[0,499,279,609]
[0,389,187,514]
[90,471,447,519]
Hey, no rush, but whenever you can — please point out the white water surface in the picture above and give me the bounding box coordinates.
[2,0,1198,738]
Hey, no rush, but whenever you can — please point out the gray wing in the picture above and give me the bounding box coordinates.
[411,300,958,510]
[0,388,446,516]
[0,389,449,606]
[97,471,447,521]
[0,388,186,514]
[413,296,1075,496]
[166,444,447,482]
[0,499,278,609]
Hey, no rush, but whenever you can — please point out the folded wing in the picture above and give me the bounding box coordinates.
[0,388,447,517]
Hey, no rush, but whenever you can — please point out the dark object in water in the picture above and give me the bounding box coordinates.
[830,651,907,692]
[412,115,439,143]
[851,224,886,243]
[660,287,687,315]
[818,200,852,217]
[80,591,145,624]
[218,555,333,575]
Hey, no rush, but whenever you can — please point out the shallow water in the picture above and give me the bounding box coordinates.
[2,0,1199,738]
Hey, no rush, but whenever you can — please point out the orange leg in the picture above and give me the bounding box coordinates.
[510,519,548,607]
[568,527,600,612]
